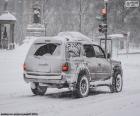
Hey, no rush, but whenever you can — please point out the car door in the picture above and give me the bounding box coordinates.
[83,44,98,80]
[93,45,111,80]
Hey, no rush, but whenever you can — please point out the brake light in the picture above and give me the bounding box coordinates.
[23,64,26,71]
[62,63,69,72]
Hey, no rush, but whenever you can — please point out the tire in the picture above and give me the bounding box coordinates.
[110,72,123,93]
[75,74,90,98]
[31,83,47,96]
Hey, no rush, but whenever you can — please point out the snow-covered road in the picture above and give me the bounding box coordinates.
[0,41,140,116]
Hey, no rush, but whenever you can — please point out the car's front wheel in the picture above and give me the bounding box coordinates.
[31,82,47,95]
[75,74,89,98]
[110,72,123,93]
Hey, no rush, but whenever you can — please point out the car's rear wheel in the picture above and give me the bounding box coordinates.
[75,74,89,98]
[31,82,47,95]
[110,72,123,93]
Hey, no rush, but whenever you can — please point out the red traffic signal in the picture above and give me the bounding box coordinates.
[101,8,107,16]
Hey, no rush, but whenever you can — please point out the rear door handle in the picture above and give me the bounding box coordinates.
[98,63,101,66]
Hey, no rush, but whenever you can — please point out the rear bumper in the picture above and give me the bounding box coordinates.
[25,73,62,80]
[23,73,76,88]
[24,74,66,84]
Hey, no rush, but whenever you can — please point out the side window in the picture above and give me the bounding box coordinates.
[83,45,95,58]
[93,45,105,58]
[66,42,81,58]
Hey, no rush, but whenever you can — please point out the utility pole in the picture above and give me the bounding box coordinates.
[104,0,108,58]
[97,0,108,58]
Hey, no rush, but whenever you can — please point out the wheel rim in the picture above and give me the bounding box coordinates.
[116,74,122,92]
[80,76,89,96]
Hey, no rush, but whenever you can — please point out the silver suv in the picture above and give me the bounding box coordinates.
[23,32,123,98]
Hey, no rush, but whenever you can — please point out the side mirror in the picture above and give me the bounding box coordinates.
[107,53,111,59]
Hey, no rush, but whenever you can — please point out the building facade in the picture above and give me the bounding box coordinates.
[0,0,46,49]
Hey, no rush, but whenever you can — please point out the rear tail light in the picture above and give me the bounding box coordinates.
[62,62,69,72]
[23,64,26,71]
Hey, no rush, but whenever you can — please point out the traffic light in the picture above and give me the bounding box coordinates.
[101,8,107,16]
[101,8,107,22]
[98,24,103,33]
[96,8,107,22]
[98,24,107,33]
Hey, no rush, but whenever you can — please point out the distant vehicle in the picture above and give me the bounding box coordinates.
[23,32,123,98]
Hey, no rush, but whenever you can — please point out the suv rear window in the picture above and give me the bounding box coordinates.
[32,43,61,56]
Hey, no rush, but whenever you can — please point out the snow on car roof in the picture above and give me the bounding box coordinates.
[33,36,63,44]
[32,32,98,45]
[58,31,98,44]
[58,31,93,42]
